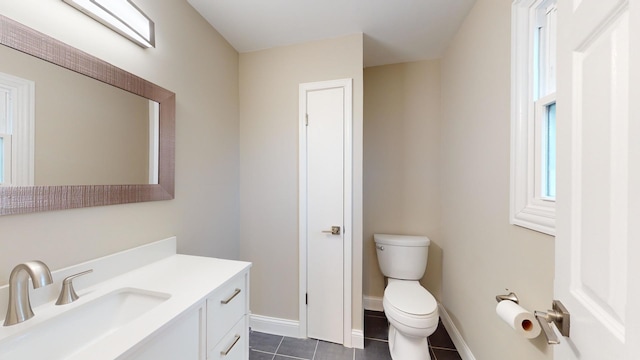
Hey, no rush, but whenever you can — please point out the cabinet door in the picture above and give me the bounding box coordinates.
[123,305,205,360]
[208,316,247,360]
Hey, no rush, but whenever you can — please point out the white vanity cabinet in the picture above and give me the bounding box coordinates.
[125,268,250,360]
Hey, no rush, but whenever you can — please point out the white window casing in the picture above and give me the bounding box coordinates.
[510,0,557,235]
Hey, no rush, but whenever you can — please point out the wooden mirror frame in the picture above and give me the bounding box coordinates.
[0,15,175,216]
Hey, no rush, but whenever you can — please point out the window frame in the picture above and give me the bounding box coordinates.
[510,0,557,235]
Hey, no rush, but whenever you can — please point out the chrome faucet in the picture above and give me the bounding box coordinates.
[3,261,53,326]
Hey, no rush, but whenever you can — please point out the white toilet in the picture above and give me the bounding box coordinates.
[374,234,439,360]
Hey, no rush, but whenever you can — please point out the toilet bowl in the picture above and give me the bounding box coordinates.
[384,279,438,360]
[374,234,439,360]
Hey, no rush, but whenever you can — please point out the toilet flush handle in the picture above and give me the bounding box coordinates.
[376,245,384,251]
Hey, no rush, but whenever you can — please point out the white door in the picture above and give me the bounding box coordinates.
[555,0,640,358]
[299,79,352,345]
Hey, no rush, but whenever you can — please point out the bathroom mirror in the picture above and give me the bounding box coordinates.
[0,14,175,216]
[1,44,159,186]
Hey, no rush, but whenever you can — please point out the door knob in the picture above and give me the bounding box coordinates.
[322,226,341,235]
[534,300,570,345]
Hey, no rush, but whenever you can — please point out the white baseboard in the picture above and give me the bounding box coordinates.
[250,314,300,338]
[351,329,364,349]
[363,295,383,312]
[250,314,365,349]
[438,304,476,360]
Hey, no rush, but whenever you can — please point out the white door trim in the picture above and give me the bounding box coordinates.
[299,78,353,346]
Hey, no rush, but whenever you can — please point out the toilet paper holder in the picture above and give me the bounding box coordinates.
[495,291,570,345]
[495,291,519,304]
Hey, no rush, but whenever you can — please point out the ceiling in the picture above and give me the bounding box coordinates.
[186,0,477,67]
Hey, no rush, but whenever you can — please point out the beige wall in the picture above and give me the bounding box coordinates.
[440,0,555,359]
[239,34,364,329]
[0,0,240,283]
[363,61,442,301]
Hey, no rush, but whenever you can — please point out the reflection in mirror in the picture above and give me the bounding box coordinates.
[0,14,175,216]
[1,44,160,185]
[0,138,5,185]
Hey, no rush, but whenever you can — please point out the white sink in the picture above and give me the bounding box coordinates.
[0,287,170,359]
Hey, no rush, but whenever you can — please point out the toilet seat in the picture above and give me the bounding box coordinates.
[383,281,438,330]
[385,280,437,315]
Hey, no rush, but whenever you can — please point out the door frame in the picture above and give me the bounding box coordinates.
[298,78,353,347]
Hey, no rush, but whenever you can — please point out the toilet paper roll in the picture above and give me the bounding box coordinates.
[496,300,541,339]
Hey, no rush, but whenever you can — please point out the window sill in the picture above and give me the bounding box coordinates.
[511,203,555,236]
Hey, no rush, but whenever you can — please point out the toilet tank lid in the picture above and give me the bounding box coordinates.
[374,234,430,247]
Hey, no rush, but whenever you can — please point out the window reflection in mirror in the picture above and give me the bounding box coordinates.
[0,137,5,185]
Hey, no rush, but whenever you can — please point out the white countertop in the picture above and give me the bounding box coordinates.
[0,238,251,360]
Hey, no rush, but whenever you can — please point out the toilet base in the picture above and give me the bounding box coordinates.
[388,324,431,360]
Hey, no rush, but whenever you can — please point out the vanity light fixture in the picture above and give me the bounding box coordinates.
[63,0,155,48]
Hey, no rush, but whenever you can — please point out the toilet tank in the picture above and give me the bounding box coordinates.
[374,234,430,280]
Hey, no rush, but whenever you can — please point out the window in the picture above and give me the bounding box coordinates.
[510,0,557,235]
[543,102,556,198]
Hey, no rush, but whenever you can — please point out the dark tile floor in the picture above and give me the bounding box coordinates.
[249,310,461,360]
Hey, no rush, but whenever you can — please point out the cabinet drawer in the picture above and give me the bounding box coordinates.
[207,273,247,349]
[208,316,247,360]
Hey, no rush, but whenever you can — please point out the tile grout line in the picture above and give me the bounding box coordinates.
[364,336,388,342]
[431,345,459,351]
[270,354,310,360]
[428,339,438,360]
[311,339,319,360]
[271,336,285,360]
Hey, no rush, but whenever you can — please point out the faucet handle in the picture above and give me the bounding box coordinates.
[55,269,93,305]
